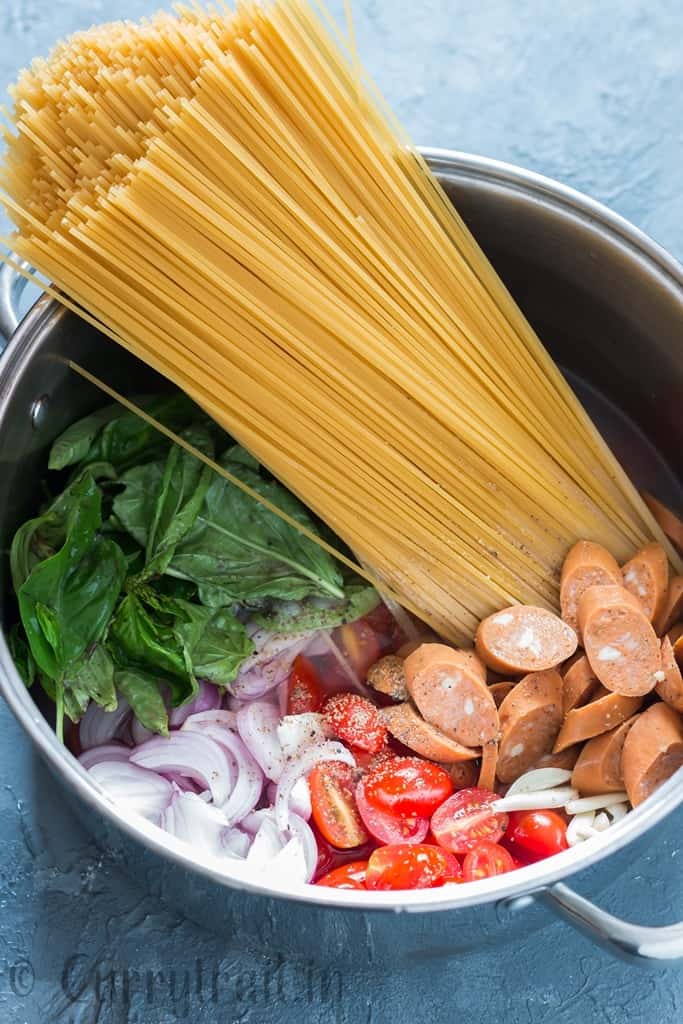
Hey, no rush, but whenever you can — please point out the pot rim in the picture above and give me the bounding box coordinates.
[0,146,681,913]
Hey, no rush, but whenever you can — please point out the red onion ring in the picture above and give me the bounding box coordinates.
[275,741,355,830]
[131,733,234,806]
[182,710,238,732]
[78,743,130,771]
[186,724,263,825]
[236,701,284,781]
[88,760,173,822]
[168,680,221,728]
[79,697,131,750]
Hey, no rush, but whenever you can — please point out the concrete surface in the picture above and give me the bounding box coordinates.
[1,1,682,1021]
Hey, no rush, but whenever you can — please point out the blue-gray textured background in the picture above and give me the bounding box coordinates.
[1,1,682,1021]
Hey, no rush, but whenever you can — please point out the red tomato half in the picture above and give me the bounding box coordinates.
[430,787,508,855]
[504,810,568,860]
[309,762,369,849]
[322,692,387,754]
[287,656,324,714]
[365,844,460,891]
[356,776,429,845]
[334,603,404,681]
[316,860,369,889]
[363,757,454,818]
[462,841,516,882]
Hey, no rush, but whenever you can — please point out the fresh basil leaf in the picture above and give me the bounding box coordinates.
[49,404,128,470]
[173,602,253,687]
[254,583,380,633]
[169,447,344,604]
[8,624,36,688]
[140,423,215,581]
[62,643,118,723]
[115,669,169,736]
[112,461,164,548]
[19,533,127,681]
[108,594,195,705]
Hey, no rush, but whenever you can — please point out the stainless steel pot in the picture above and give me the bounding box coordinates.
[0,149,682,965]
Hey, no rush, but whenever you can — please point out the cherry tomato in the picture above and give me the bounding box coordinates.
[353,747,397,772]
[334,604,404,680]
[322,692,387,754]
[365,844,461,891]
[462,840,516,881]
[504,810,568,860]
[287,656,324,714]
[316,860,369,889]
[363,757,454,818]
[356,775,430,844]
[430,787,509,855]
[309,761,369,849]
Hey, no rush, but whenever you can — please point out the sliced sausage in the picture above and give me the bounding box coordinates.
[367,655,408,701]
[496,669,563,783]
[534,745,581,771]
[379,702,479,763]
[562,654,599,714]
[404,644,499,747]
[656,636,683,713]
[488,681,516,707]
[475,606,577,675]
[446,760,480,789]
[560,540,622,637]
[570,715,639,795]
[622,542,669,624]
[477,739,498,791]
[578,584,662,697]
[654,576,683,636]
[553,687,643,752]
[641,492,683,555]
[396,635,438,658]
[622,701,683,807]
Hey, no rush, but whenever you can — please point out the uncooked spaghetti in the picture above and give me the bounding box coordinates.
[0,0,675,642]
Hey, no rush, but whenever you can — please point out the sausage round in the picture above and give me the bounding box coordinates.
[477,739,498,791]
[560,540,622,637]
[621,542,669,624]
[488,681,516,707]
[562,654,599,714]
[379,701,479,763]
[404,644,499,747]
[654,576,683,636]
[367,655,408,701]
[578,585,662,697]
[570,715,639,796]
[534,745,582,771]
[622,702,683,807]
[475,605,577,675]
[656,636,683,713]
[496,669,563,783]
[553,687,644,752]
[446,760,480,789]
[641,492,683,556]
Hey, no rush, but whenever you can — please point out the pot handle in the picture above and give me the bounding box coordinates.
[540,882,683,963]
[0,257,31,350]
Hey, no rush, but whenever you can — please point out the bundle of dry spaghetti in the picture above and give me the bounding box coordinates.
[0,0,676,641]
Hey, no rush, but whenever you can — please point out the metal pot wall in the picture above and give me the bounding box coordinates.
[0,150,682,965]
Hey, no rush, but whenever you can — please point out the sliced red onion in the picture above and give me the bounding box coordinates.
[270,833,309,884]
[287,813,318,882]
[162,771,202,793]
[267,776,311,820]
[241,808,276,834]
[232,634,312,697]
[236,701,285,781]
[246,816,285,869]
[182,709,238,732]
[276,713,326,761]
[79,697,132,751]
[222,828,251,858]
[168,680,221,728]
[88,761,173,822]
[131,733,234,806]
[130,718,155,747]
[318,632,372,697]
[188,724,263,825]
[277,679,288,717]
[78,743,131,771]
[303,632,334,657]
[275,741,355,831]
[160,789,247,858]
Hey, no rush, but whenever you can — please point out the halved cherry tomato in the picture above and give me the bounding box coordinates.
[287,656,324,714]
[356,775,429,844]
[365,844,461,890]
[316,860,369,889]
[334,604,404,680]
[430,787,508,855]
[363,757,454,818]
[353,747,396,772]
[504,810,568,860]
[462,840,516,881]
[322,692,387,754]
[309,761,369,849]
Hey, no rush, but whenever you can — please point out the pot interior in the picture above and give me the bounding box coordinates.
[0,157,681,909]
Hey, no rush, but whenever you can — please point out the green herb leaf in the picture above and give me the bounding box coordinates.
[173,602,254,687]
[115,669,169,736]
[62,643,118,723]
[49,404,130,470]
[8,624,36,688]
[112,461,164,548]
[170,447,344,604]
[254,583,380,632]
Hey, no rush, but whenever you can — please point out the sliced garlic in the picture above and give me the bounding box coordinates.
[564,792,628,815]
[492,786,578,812]
[505,768,573,797]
